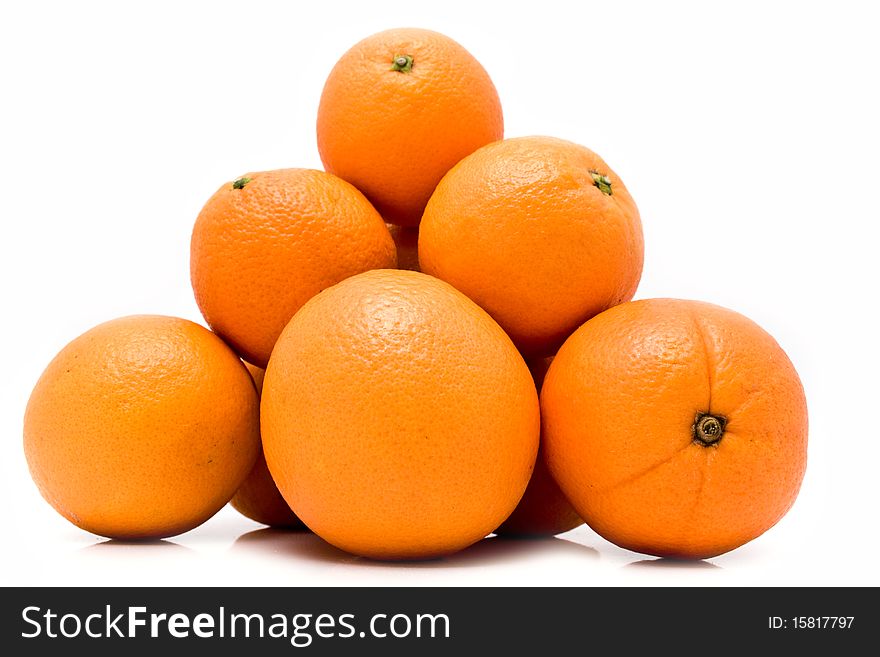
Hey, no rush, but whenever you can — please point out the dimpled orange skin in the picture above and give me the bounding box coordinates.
[190,168,397,367]
[495,357,583,537]
[317,28,503,227]
[387,223,421,272]
[261,269,540,560]
[229,363,305,529]
[541,299,808,559]
[23,315,261,540]
[419,136,644,357]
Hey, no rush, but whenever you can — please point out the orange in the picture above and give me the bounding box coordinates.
[495,357,583,537]
[190,168,396,367]
[317,28,503,227]
[23,315,260,540]
[419,136,644,356]
[541,299,808,559]
[229,363,305,529]
[387,223,421,272]
[261,269,539,560]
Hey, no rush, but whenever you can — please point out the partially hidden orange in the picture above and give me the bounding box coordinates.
[541,299,808,559]
[317,28,503,227]
[261,269,539,560]
[229,363,305,529]
[495,357,583,537]
[190,168,396,367]
[23,315,260,540]
[387,223,420,272]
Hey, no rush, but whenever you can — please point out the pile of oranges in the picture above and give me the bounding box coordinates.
[23,28,808,561]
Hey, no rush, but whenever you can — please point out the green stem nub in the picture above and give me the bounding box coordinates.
[693,412,727,446]
[390,54,414,73]
[232,177,252,190]
[590,170,613,196]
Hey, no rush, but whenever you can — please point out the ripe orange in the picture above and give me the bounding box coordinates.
[229,363,305,529]
[387,223,421,272]
[495,357,583,537]
[317,28,503,227]
[261,269,539,559]
[190,168,396,367]
[23,315,260,540]
[541,299,808,559]
[419,136,644,356]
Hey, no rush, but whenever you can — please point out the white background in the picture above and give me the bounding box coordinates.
[2,0,878,587]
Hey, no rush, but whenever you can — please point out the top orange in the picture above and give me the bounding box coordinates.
[317,28,503,227]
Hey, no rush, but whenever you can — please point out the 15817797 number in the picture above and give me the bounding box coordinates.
[769,616,855,629]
